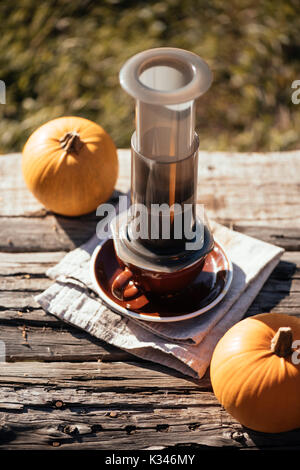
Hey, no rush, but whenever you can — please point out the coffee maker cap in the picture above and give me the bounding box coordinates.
[119,47,212,106]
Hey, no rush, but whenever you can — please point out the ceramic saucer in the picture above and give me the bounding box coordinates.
[90,238,233,322]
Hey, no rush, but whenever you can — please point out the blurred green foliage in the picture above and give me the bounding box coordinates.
[0,0,300,152]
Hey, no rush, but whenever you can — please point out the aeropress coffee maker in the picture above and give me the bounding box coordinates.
[111,47,214,305]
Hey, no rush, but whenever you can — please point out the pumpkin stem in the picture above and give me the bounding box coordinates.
[271,327,293,357]
[59,132,83,154]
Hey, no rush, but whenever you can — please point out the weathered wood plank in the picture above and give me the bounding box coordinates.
[0,251,297,363]
[2,219,299,252]
[0,412,257,450]
[0,412,243,450]
[0,291,41,309]
[1,280,298,327]
[0,249,298,296]
[0,362,298,450]
[1,218,300,252]
[1,217,299,252]
[230,225,300,252]
[0,361,203,390]
[0,250,297,278]
[0,275,51,291]
[0,215,100,252]
[2,150,300,224]
[0,251,65,275]
[0,325,134,362]
[0,151,299,252]
[0,152,130,217]
[1,416,300,450]
[0,309,60,326]
[0,297,299,362]
[0,275,299,325]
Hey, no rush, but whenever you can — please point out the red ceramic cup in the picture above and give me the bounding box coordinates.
[111,253,207,302]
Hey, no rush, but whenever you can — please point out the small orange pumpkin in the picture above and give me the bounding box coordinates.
[22,116,118,216]
[210,313,300,433]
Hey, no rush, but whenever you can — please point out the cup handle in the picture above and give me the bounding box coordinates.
[112,267,141,301]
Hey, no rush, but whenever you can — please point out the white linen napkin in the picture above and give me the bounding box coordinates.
[35,222,283,378]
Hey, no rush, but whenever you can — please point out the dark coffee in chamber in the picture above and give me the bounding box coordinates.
[130,134,199,254]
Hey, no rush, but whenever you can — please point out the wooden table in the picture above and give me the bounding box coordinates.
[0,150,299,451]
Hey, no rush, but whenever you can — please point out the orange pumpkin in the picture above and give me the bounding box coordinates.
[210,313,300,433]
[22,116,118,216]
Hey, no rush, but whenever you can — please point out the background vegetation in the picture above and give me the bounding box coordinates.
[1,0,300,153]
